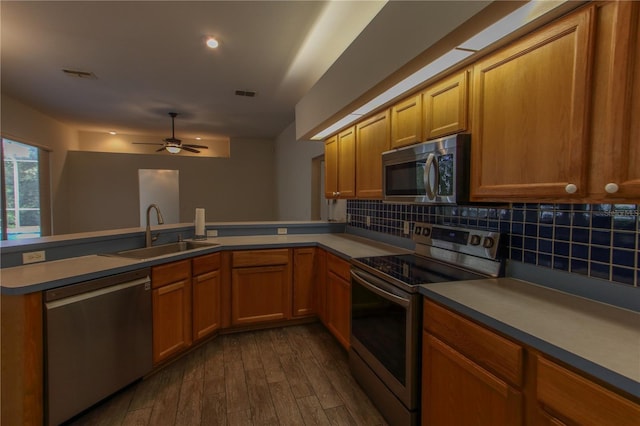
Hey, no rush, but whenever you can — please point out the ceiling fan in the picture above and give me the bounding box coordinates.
[133,112,208,154]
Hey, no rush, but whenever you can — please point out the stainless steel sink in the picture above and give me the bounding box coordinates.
[104,241,219,260]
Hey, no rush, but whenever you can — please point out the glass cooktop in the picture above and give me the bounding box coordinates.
[352,254,485,286]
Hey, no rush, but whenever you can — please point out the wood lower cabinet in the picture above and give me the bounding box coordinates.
[422,299,524,426]
[292,247,316,317]
[471,6,595,200]
[423,298,640,426]
[536,356,640,426]
[192,253,221,341]
[325,253,351,350]
[315,248,328,325]
[355,110,390,199]
[152,260,192,364]
[230,249,291,326]
[422,333,523,426]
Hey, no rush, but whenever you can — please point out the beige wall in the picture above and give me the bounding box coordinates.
[275,122,324,220]
[1,94,79,234]
[2,94,277,234]
[65,137,276,233]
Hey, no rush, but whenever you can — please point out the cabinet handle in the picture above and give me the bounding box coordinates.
[565,183,578,194]
[604,183,619,194]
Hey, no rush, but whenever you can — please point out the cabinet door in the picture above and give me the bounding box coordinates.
[324,135,338,198]
[337,126,356,198]
[391,93,423,148]
[423,70,469,139]
[192,270,220,341]
[422,333,523,426]
[292,247,316,317]
[598,1,640,199]
[471,7,594,200]
[315,249,327,325]
[536,356,640,426]
[152,279,192,364]
[326,271,350,350]
[231,264,291,326]
[356,110,390,199]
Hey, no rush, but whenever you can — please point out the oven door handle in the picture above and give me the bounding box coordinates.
[350,269,411,308]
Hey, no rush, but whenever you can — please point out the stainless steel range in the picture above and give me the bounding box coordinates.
[349,222,505,426]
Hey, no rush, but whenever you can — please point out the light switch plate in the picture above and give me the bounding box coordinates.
[277,228,288,235]
[366,216,371,227]
[206,229,218,237]
[403,221,410,235]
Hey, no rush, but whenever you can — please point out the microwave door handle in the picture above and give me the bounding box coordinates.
[424,153,438,200]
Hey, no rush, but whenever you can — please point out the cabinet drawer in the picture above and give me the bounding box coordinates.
[192,252,221,275]
[423,299,523,387]
[537,356,640,426]
[232,249,290,268]
[152,259,191,289]
[327,253,351,281]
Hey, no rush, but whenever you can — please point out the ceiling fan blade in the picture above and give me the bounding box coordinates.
[183,144,208,149]
[181,146,200,153]
[133,142,164,145]
[156,146,166,152]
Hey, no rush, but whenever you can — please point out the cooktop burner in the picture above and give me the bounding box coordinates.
[352,253,485,286]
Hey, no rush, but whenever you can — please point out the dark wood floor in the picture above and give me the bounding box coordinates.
[68,323,387,426]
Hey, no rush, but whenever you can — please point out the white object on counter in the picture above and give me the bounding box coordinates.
[195,208,205,237]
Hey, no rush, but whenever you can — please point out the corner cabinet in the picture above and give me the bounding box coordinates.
[325,126,356,199]
[152,259,192,365]
[470,6,595,200]
[356,110,390,199]
[230,249,292,326]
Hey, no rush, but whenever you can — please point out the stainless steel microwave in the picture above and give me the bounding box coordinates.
[382,134,470,204]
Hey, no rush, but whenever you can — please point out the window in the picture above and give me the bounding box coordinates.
[1,138,47,240]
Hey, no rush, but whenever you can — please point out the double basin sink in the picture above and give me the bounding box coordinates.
[103,240,219,260]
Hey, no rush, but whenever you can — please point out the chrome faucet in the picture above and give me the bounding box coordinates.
[145,204,165,247]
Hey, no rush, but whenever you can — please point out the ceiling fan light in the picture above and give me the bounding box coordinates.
[166,146,181,154]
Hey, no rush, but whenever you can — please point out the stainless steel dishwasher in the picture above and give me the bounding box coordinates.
[45,268,152,426]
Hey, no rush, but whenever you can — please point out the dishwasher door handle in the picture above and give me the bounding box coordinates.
[45,276,150,309]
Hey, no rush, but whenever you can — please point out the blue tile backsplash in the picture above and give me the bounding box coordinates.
[347,201,639,287]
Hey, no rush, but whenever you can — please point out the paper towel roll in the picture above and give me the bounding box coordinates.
[195,208,205,237]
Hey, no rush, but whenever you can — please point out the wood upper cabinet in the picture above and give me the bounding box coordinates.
[470,6,595,200]
[230,249,291,326]
[356,110,390,199]
[325,253,351,350]
[325,126,356,199]
[423,69,469,140]
[192,253,221,341]
[589,0,640,200]
[391,93,423,148]
[292,247,316,317]
[536,356,640,426]
[152,260,192,364]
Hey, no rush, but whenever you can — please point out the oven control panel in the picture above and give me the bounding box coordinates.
[413,222,502,260]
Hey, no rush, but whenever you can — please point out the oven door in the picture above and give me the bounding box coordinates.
[350,268,421,410]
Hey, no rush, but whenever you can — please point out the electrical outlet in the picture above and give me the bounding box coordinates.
[366,216,371,227]
[23,250,46,264]
[347,213,351,223]
[206,229,218,237]
[277,227,288,235]
[403,221,410,235]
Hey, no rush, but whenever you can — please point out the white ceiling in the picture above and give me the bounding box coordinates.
[1,1,491,142]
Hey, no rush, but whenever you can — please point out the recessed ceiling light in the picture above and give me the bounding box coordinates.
[195,137,201,140]
[108,131,117,135]
[206,37,219,49]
